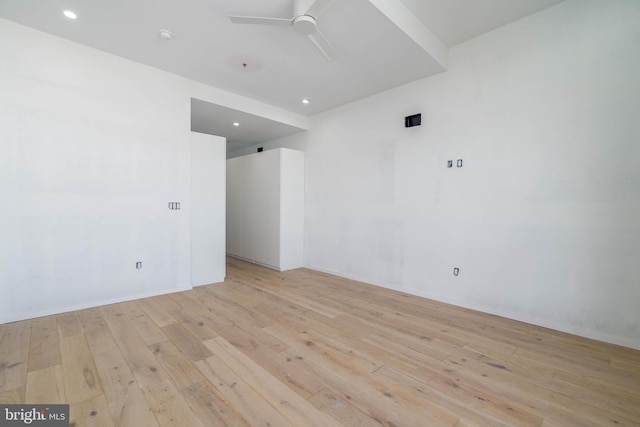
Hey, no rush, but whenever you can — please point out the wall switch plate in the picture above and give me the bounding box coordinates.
[136,261,142,270]
[447,160,453,168]
[168,202,181,210]
[457,159,463,167]
[453,267,459,276]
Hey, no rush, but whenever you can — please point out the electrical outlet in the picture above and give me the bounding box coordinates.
[447,160,453,168]
[136,261,142,270]
[457,159,463,168]
[453,267,459,276]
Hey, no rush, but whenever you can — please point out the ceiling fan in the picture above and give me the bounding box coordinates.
[229,0,337,61]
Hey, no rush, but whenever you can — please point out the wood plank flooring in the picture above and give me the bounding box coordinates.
[1,256,639,426]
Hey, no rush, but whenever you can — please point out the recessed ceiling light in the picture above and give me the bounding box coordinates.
[233,122,240,127]
[63,10,77,20]
[158,29,173,40]
[302,99,310,104]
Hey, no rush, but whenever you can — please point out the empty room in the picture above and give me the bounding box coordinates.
[1,0,639,426]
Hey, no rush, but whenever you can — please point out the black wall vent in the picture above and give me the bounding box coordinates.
[404,113,421,128]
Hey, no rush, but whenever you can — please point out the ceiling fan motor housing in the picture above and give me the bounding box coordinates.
[293,15,316,35]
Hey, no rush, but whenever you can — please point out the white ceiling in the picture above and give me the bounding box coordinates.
[0,0,564,150]
[401,0,565,47]
[191,98,306,146]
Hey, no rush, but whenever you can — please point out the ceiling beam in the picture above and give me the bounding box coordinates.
[367,0,448,71]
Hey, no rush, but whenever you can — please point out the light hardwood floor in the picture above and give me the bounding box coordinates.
[1,257,639,426]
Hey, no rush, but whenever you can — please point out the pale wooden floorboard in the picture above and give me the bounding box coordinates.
[0,320,31,394]
[28,315,61,372]
[0,256,638,426]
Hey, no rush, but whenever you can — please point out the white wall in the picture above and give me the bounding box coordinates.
[226,148,305,271]
[226,150,282,269]
[251,0,640,349]
[279,149,305,271]
[190,132,226,286]
[0,19,297,322]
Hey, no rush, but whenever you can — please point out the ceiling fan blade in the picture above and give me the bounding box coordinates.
[308,30,337,61]
[305,0,333,18]
[229,15,293,26]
